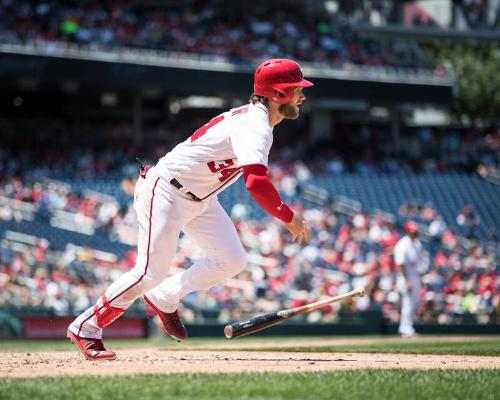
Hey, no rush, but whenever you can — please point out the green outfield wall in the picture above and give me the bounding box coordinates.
[1,309,498,339]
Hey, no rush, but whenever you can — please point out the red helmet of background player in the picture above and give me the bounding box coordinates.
[403,221,419,234]
[253,59,314,105]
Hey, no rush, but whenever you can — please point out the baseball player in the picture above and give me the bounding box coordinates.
[67,59,313,360]
[394,221,423,337]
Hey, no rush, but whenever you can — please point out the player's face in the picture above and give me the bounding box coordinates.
[278,87,306,120]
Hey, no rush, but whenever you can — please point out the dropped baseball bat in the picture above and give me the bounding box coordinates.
[224,287,365,339]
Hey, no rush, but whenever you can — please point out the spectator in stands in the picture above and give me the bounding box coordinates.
[0,0,435,70]
[456,203,481,239]
[428,215,447,240]
[0,136,499,327]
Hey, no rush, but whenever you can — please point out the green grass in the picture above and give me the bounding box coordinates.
[0,338,171,352]
[0,336,315,352]
[1,337,499,356]
[1,338,498,399]
[1,370,499,400]
[233,340,500,356]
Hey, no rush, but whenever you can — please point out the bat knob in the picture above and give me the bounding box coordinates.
[224,325,233,339]
[356,288,365,297]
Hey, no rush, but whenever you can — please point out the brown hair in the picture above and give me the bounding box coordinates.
[249,94,268,105]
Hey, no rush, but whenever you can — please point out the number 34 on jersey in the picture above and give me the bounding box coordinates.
[191,112,244,183]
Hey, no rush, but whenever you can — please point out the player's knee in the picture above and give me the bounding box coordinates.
[128,265,146,282]
[131,260,168,289]
[209,249,247,276]
[140,274,163,292]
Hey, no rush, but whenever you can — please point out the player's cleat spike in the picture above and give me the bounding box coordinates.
[67,329,116,361]
[144,295,188,342]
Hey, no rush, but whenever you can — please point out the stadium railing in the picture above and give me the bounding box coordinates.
[0,41,452,86]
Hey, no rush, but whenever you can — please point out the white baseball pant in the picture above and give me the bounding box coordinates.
[398,278,421,336]
[68,167,246,339]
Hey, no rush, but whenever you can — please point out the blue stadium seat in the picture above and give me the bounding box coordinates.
[308,172,499,242]
[2,172,497,258]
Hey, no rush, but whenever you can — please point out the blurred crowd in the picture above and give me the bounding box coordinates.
[317,0,495,30]
[0,139,498,326]
[305,127,499,176]
[1,124,498,181]
[0,134,140,182]
[221,204,498,326]
[1,194,497,325]
[0,0,498,332]
[0,238,137,316]
[0,0,436,70]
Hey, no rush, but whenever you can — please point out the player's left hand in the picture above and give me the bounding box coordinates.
[286,215,310,244]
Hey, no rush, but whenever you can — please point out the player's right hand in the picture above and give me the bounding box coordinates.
[286,215,310,244]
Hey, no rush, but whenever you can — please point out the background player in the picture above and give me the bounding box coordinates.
[67,59,313,360]
[394,221,424,338]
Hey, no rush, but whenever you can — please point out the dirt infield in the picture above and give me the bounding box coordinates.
[1,337,499,377]
[2,350,500,378]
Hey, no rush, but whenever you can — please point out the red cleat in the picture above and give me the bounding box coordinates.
[67,329,116,361]
[144,295,188,342]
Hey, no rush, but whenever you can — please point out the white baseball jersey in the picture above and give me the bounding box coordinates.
[69,102,274,340]
[156,102,273,200]
[394,235,422,281]
[394,235,423,337]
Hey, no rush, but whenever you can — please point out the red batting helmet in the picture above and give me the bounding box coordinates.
[403,221,419,234]
[253,59,314,105]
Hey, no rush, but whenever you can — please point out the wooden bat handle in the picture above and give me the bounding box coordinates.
[224,287,365,339]
[284,287,365,316]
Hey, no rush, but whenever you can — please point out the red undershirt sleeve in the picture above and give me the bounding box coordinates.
[243,164,294,224]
